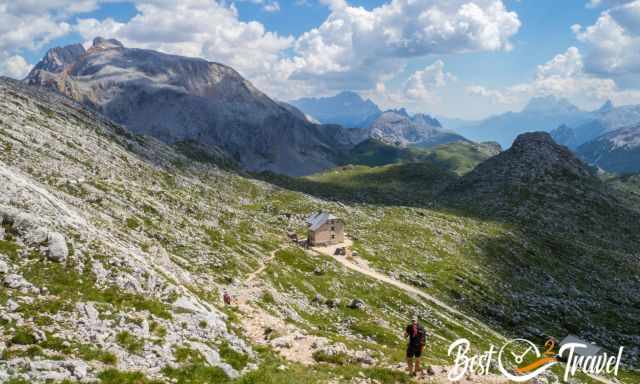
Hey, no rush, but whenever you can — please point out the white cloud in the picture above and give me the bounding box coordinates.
[574,0,640,77]
[0,0,75,79]
[238,0,281,12]
[0,55,32,79]
[467,47,620,106]
[263,1,280,12]
[403,60,455,101]
[73,0,294,96]
[0,0,521,100]
[68,0,520,99]
[287,0,520,93]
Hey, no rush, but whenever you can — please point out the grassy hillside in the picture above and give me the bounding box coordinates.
[1,79,638,383]
[339,138,500,173]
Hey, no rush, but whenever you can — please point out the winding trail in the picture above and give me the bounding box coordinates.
[310,238,505,341]
[244,246,279,284]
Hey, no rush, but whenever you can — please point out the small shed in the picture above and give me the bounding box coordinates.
[306,211,344,246]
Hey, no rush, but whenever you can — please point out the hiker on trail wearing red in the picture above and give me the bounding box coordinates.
[223,290,232,305]
[404,316,426,376]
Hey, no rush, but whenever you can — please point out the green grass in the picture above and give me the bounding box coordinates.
[10,327,37,345]
[234,346,411,384]
[312,350,349,365]
[0,239,19,260]
[219,342,249,370]
[19,256,172,319]
[98,369,164,384]
[162,364,230,384]
[77,344,117,364]
[126,217,140,230]
[116,331,144,354]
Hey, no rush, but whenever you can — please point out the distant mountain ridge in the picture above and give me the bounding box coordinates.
[456,96,591,148]
[365,109,465,148]
[289,91,381,128]
[577,124,640,173]
[551,100,640,150]
[25,37,358,176]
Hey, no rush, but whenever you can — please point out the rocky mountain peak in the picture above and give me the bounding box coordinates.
[92,37,124,50]
[505,132,590,176]
[31,43,86,75]
[444,131,594,203]
[597,99,614,113]
[24,38,356,175]
[522,95,579,114]
[413,113,442,128]
[510,131,556,150]
[387,108,410,118]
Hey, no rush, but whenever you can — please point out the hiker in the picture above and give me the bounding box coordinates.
[404,316,426,376]
[223,290,232,305]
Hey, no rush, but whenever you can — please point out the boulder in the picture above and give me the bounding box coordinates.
[6,299,19,312]
[25,226,49,245]
[46,232,68,262]
[0,260,9,274]
[4,274,31,290]
[353,350,375,365]
[348,298,365,310]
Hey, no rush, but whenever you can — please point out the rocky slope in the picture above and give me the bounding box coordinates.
[266,132,640,374]
[2,77,639,382]
[364,109,466,148]
[24,38,354,176]
[577,124,640,173]
[0,77,523,384]
[289,91,381,128]
[0,77,257,382]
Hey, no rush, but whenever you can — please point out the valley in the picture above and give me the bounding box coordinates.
[1,76,639,383]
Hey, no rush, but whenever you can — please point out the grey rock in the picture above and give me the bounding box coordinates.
[348,298,365,310]
[6,299,19,312]
[4,273,31,290]
[0,260,9,274]
[25,38,358,176]
[46,231,68,262]
[365,109,465,148]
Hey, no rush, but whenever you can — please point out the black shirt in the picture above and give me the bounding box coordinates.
[406,324,426,346]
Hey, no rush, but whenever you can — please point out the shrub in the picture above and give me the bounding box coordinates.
[10,328,36,345]
[116,331,144,354]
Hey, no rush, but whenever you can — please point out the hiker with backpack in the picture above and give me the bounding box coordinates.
[404,316,426,376]
[223,290,232,306]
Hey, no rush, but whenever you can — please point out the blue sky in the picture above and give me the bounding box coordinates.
[3,0,640,119]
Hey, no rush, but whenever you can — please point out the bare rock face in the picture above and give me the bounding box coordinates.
[46,231,68,262]
[365,110,466,148]
[577,124,640,173]
[25,38,354,176]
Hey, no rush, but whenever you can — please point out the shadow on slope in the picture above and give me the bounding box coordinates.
[256,132,640,364]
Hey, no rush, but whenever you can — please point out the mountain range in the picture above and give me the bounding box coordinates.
[25,37,357,176]
[576,125,640,173]
[289,91,381,128]
[451,95,591,149]
[26,38,475,176]
[2,62,640,384]
[290,93,466,149]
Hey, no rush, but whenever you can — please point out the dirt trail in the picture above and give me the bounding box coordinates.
[244,247,279,283]
[234,245,330,365]
[310,238,504,341]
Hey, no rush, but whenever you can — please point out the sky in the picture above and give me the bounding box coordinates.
[2,0,640,119]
